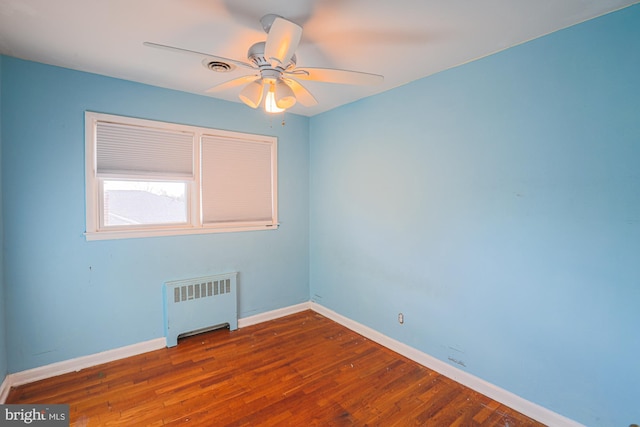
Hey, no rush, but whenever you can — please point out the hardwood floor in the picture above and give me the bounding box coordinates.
[7,311,544,426]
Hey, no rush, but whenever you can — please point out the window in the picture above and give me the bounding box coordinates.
[85,112,277,240]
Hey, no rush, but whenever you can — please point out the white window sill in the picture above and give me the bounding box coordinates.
[85,224,279,241]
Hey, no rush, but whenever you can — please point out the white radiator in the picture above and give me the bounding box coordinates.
[163,272,238,347]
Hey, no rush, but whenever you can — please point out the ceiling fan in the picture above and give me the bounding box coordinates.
[144,14,383,113]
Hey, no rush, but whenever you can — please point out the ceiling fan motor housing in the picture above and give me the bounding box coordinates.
[248,42,296,71]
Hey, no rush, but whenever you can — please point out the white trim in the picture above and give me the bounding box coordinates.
[0,375,11,404]
[5,338,166,390]
[238,302,311,328]
[0,301,584,427]
[310,302,584,427]
[0,303,312,395]
[85,223,279,241]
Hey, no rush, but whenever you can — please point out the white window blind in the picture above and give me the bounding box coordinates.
[96,121,194,178]
[201,135,274,224]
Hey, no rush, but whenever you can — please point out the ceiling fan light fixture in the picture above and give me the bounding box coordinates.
[238,80,264,108]
[274,80,296,109]
[264,82,285,114]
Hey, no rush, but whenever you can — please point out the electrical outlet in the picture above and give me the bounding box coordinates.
[398,313,404,324]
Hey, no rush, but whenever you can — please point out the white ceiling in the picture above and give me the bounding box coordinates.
[0,0,637,116]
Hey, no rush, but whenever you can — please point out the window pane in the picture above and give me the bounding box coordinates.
[103,180,187,227]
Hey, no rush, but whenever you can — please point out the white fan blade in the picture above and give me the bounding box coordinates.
[205,75,260,93]
[287,67,383,85]
[143,42,255,70]
[264,17,302,66]
[282,78,317,107]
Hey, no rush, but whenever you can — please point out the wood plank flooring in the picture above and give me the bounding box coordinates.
[7,310,544,426]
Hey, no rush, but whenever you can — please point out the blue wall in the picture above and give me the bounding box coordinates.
[0,57,310,373]
[0,54,7,386]
[310,5,639,427]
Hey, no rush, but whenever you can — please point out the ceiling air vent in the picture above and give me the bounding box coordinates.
[203,60,235,73]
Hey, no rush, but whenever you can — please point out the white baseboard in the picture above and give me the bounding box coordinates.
[0,302,312,402]
[0,375,11,404]
[0,300,583,427]
[2,337,167,398]
[238,301,311,328]
[310,302,584,427]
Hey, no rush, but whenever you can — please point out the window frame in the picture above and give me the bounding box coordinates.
[85,112,278,241]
